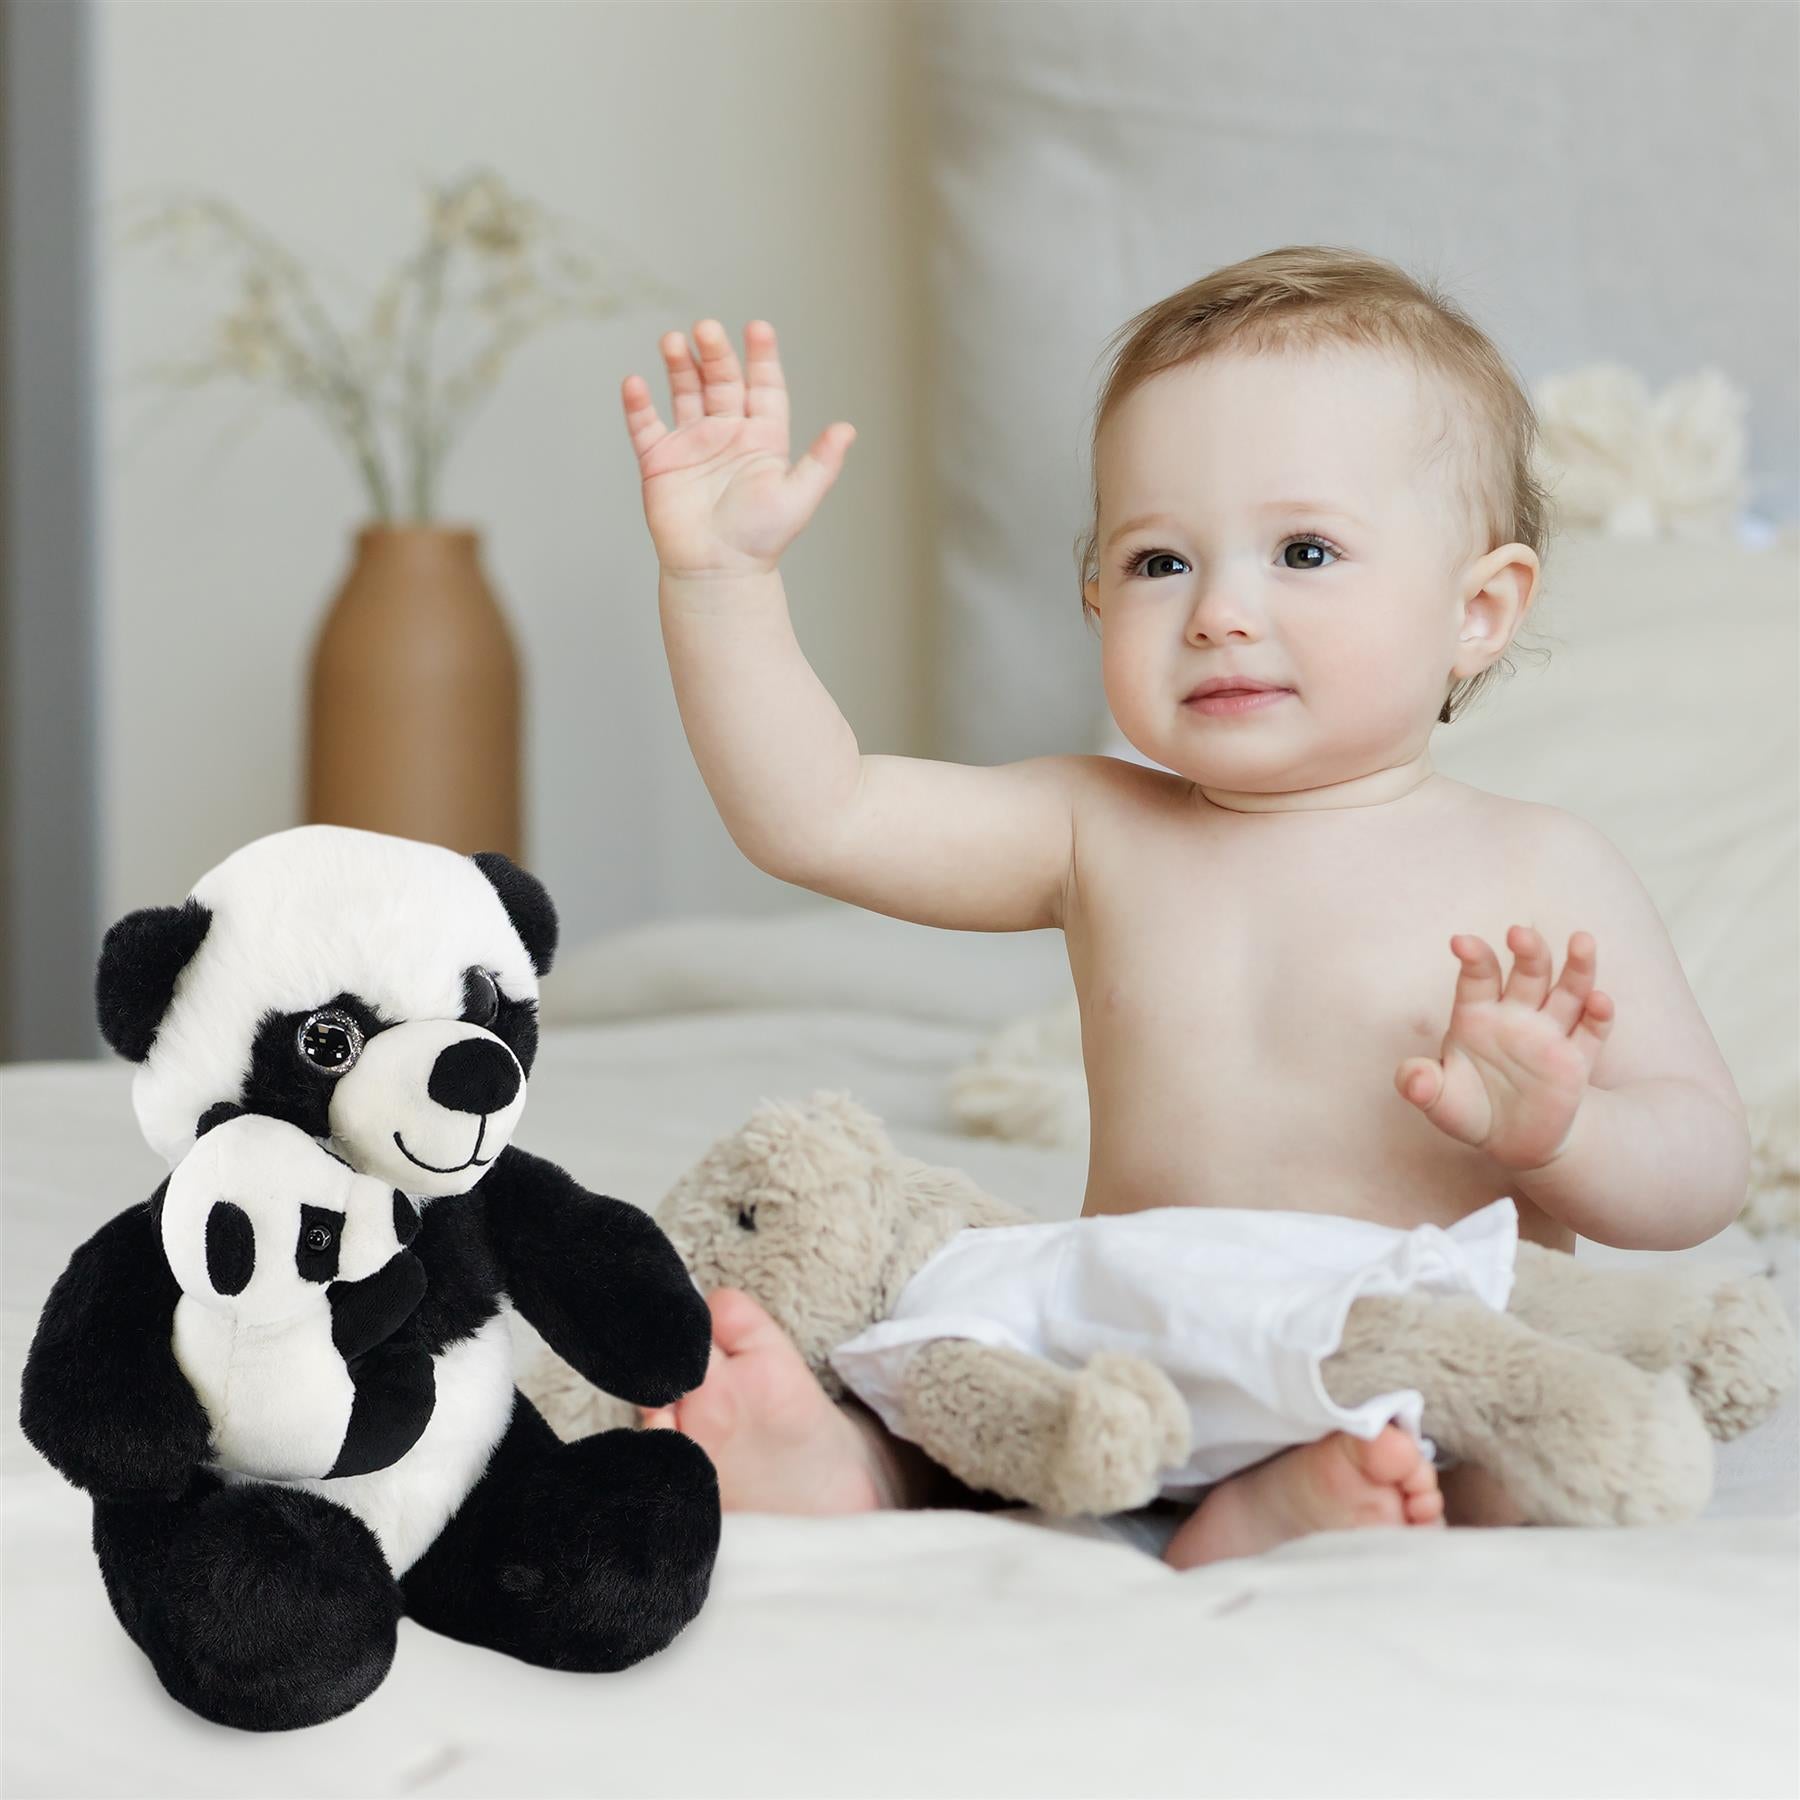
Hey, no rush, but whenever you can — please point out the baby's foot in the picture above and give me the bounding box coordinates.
[1163,1427,1443,1571]
[640,1288,885,1514]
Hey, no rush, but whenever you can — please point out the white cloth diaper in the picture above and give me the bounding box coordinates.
[830,1199,1519,1494]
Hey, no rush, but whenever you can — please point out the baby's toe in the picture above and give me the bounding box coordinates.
[1399,1454,1440,1498]
[1405,1484,1446,1526]
[1348,1423,1426,1489]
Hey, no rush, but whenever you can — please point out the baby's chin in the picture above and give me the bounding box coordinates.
[1102,720,1284,787]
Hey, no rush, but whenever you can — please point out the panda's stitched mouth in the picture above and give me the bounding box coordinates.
[393,1119,494,1175]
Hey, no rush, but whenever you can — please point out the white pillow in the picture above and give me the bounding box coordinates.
[540,903,1072,1031]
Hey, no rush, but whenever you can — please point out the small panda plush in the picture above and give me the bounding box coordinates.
[160,1104,435,1483]
[20,826,719,1733]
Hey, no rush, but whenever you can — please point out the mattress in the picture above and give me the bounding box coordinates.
[4,991,1796,1798]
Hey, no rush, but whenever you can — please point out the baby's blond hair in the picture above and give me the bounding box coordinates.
[1076,245,1553,723]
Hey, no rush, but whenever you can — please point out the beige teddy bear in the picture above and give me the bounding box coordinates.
[520,1092,1795,1525]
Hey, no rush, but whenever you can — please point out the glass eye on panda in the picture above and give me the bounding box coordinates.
[305,1223,333,1254]
[461,967,500,1028]
[297,1008,364,1075]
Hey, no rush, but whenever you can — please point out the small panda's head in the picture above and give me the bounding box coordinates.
[160,1106,420,1326]
[98,826,558,1197]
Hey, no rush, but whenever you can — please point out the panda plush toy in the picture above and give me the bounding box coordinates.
[19,825,720,1732]
[160,1104,436,1483]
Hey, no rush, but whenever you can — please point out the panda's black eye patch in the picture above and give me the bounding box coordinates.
[298,1008,364,1075]
[736,1205,758,1232]
[461,968,500,1029]
[297,1204,343,1282]
[206,1201,255,1296]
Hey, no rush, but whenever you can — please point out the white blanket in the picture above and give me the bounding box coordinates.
[4,1005,1797,1796]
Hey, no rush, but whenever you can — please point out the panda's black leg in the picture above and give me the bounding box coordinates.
[400,1390,720,1672]
[93,1470,401,1731]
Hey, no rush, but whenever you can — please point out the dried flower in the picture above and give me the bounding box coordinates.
[117,167,675,522]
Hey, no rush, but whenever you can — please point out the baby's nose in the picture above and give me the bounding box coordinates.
[1184,584,1259,642]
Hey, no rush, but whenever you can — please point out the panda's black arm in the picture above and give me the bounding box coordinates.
[479,1145,711,1407]
[18,1190,213,1501]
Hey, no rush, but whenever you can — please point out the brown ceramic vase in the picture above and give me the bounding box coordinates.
[305,525,522,859]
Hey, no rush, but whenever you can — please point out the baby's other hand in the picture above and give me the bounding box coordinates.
[1395,926,1615,1171]
[621,319,855,579]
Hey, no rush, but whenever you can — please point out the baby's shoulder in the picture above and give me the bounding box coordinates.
[1451,785,1654,929]
[1490,795,1634,871]
[1064,751,1190,813]
[1447,781,1624,865]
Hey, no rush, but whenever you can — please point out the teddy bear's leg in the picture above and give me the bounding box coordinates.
[1505,1243,1796,1440]
[399,1390,720,1672]
[898,1340,1190,1517]
[1322,1292,1714,1526]
[93,1470,401,1731]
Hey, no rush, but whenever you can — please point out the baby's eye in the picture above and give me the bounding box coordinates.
[1123,550,1189,579]
[1282,534,1342,570]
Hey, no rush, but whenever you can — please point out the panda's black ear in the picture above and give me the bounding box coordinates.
[196,1102,246,1139]
[95,899,212,1062]
[471,852,558,978]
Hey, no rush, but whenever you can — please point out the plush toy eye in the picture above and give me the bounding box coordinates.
[462,967,500,1029]
[305,1224,333,1254]
[736,1205,757,1232]
[298,1008,364,1075]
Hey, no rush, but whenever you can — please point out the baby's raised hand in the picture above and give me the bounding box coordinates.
[1395,927,1615,1171]
[621,319,855,579]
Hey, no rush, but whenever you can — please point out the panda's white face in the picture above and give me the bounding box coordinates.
[125,827,551,1186]
[161,1112,416,1326]
[321,1013,527,1198]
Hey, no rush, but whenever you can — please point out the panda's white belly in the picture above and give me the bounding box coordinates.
[174,1301,355,1482]
[219,1305,518,1575]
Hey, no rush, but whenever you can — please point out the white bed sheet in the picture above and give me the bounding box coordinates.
[4,1011,1797,1799]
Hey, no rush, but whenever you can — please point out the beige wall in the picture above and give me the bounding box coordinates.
[95,0,928,947]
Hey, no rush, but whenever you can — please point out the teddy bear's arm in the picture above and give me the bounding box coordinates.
[18,1193,213,1500]
[897,1339,1190,1517]
[1323,1290,1713,1526]
[478,1145,712,1406]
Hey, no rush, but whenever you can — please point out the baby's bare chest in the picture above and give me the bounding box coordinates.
[1084,846,1499,1056]
[1066,792,1548,1220]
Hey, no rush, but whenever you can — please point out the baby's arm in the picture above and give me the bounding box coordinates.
[1399,810,1749,1250]
[623,320,1079,932]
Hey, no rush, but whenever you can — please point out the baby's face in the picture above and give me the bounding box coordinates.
[1086,345,1517,795]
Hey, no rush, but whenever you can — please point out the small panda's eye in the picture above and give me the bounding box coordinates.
[462,968,500,1029]
[305,1224,333,1254]
[298,1008,364,1075]
[736,1205,758,1232]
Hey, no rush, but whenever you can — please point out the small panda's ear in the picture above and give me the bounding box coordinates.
[471,852,558,978]
[95,899,212,1062]
[196,1101,246,1139]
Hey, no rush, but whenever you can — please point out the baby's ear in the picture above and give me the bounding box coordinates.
[1454,544,1538,678]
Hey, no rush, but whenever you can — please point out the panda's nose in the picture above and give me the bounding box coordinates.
[427,1037,520,1115]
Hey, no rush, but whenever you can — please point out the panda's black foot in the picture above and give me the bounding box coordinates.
[97,1480,400,1731]
[402,1405,721,1672]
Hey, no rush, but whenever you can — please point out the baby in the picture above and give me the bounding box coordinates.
[618,246,1750,1567]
